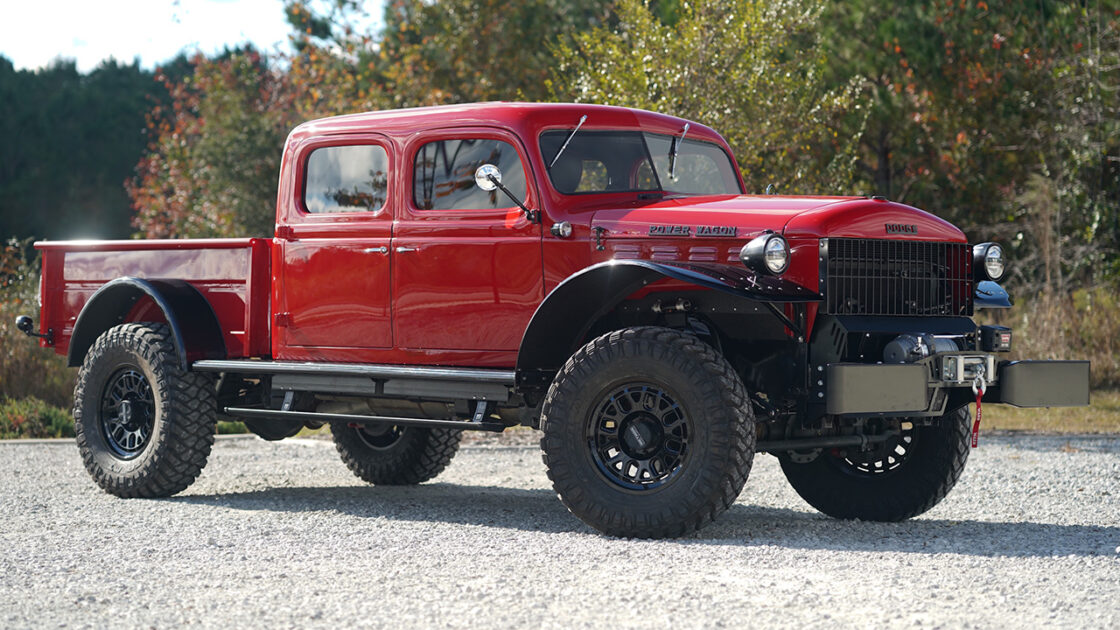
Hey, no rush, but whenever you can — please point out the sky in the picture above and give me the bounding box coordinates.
[1,0,312,73]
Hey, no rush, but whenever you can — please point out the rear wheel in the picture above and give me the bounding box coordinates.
[74,323,216,498]
[779,408,971,521]
[540,327,755,538]
[330,422,462,485]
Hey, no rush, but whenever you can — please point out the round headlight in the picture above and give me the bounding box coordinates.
[763,236,789,274]
[985,244,1004,281]
[972,242,1005,281]
[740,233,790,275]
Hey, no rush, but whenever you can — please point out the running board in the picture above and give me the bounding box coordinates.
[193,359,516,402]
[192,359,516,384]
[223,407,508,433]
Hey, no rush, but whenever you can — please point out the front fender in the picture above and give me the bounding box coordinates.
[515,260,818,383]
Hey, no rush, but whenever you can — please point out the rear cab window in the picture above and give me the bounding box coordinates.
[303,144,390,214]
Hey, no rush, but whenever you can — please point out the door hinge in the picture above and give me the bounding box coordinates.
[276,225,295,240]
[275,312,292,327]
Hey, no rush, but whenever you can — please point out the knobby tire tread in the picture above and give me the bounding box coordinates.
[331,424,463,485]
[540,326,755,538]
[780,407,971,521]
[74,323,216,498]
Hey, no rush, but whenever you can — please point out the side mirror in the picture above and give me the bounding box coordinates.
[473,164,539,223]
[475,164,502,191]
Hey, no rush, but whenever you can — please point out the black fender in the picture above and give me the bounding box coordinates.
[975,280,1013,309]
[67,277,227,371]
[515,260,819,386]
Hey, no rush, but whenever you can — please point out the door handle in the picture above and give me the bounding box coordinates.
[395,246,418,253]
[362,246,388,254]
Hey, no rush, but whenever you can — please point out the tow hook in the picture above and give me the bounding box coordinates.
[970,364,987,448]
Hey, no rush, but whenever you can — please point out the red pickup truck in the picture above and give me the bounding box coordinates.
[18,103,1089,538]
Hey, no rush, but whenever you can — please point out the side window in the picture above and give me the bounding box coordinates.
[414,138,527,210]
[304,145,389,214]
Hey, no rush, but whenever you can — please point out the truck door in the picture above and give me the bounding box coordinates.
[393,129,544,352]
[275,136,395,355]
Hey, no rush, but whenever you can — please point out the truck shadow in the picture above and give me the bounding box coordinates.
[171,482,1117,558]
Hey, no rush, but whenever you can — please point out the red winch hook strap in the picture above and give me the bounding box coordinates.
[971,368,986,448]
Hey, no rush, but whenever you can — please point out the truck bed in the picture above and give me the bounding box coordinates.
[37,238,272,360]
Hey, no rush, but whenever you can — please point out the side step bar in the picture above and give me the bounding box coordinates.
[223,406,507,433]
[192,359,515,384]
[193,359,516,402]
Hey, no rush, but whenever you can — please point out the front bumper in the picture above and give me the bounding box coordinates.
[825,357,1090,416]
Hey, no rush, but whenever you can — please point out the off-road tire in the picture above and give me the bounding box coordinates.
[779,407,971,521]
[540,326,755,539]
[330,423,462,485]
[74,323,216,498]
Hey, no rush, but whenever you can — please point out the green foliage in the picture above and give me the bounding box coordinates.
[820,1,1120,291]
[128,49,294,238]
[551,0,865,194]
[0,239,74,408]
[0,396,73,439]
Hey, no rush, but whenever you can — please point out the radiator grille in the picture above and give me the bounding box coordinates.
[822,238,972,316]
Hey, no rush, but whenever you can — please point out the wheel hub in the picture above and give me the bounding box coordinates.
[619,413,664,459]
[100,369,155,459]
[588,384,690,491]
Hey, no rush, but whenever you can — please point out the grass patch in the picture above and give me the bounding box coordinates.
[217,420,249,434]
[981,389,1120,434]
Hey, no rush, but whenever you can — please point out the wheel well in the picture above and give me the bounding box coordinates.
[67,277,226,370]
[516,261,802,400]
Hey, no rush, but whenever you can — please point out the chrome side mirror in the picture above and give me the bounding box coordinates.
[472,164,539,223]
[475,164,502,191]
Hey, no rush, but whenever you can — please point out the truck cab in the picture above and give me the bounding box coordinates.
[20,103,1090,538]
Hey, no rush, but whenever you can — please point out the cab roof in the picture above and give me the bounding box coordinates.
[290,102,728,146]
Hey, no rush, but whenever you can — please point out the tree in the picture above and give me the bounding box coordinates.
[551,0,865,195]
[128,49,294,238]
[0,57,160,241]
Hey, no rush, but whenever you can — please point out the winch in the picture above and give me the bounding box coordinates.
[882,333,960,363]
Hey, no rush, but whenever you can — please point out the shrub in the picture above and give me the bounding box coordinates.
[0,396,73,439]
[0,238,76,408]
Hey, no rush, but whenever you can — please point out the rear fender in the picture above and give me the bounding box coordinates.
[515,260,818,387]
[67,277,226,370]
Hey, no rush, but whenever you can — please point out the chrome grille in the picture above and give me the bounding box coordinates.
[822,238,972,316]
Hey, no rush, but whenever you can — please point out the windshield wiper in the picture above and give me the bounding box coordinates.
[667,122,690,180]
[549,115,587,168]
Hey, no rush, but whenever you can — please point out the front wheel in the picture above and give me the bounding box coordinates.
[540,327,755,538]
[779,408,971,521]
[74,323,216,498]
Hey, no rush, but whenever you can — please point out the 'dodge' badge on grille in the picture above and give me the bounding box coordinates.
[885,223,918,235]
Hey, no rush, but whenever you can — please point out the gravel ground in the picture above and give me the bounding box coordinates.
[0,433,1117,629]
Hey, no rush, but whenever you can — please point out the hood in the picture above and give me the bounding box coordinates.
[590,194,966,243]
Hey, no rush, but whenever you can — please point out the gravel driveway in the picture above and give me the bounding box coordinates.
[1,433,1117,629]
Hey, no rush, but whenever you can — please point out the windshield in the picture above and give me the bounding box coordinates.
[539,130,741,196]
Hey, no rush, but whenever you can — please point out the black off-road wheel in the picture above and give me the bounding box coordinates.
[779,407,971,521]
[540,327,755,539]
[330,422,462,485]
[74,323,217,498]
